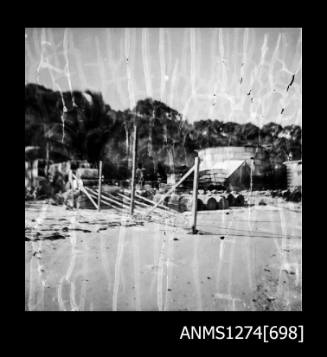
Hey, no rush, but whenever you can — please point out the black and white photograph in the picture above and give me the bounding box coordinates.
[25,27,302,312]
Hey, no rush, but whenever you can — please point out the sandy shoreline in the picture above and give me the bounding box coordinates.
[25,199,302,311]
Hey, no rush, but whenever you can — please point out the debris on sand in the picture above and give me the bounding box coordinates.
[266,296,276,302]
[271,188,301,203]
[117,221,144,227]
[96,227,109,232]
[62,227,92,233]
[94,220,144,232]
[25,191,301,311]
[26,233,67,242]
[43,233,67,241]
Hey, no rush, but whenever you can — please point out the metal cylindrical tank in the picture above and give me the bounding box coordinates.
[223,193,235,206]
[199,195,217,210]
[167,193,180,210]
[285,161,302,190]
[213,195,229,209]
[234,193,245,206]
[179,194,205,211]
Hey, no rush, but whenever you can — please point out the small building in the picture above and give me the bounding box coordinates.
[25,160,38,189]
[197,146,265,191]
[199,159,251,191]
[197,146,269,176]
[25,146,40,189]
[283,160,302,190]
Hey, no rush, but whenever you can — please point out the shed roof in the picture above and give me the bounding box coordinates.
[25,146,40,160]
[283,160,302,166]
[199,159,246,181]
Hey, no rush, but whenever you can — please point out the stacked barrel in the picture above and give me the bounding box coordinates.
[153,191,245,212]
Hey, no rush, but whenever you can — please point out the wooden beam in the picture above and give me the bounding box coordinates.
[107,193,145,215]
[87,188,124,208]
[87,188,127,213]
[124,190,172,212]
[117,192,149,208]
[92,188,144,215]
[70,173,99,210]
[88,190,115,208]
[80,186,98,210]
[118,193,174,216]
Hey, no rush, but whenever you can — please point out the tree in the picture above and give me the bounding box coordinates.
[25,83,302,181]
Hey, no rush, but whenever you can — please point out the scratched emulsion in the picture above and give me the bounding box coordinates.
[25,28,302,311]
[26,28,302,126]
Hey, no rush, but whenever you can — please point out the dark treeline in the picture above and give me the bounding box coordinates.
[25,83,302,181]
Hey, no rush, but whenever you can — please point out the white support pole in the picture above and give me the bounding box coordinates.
[191,156,200,234]
[130,120,137,215]
[97,160,103,211]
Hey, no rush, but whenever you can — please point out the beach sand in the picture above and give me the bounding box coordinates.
[25,198,302,311]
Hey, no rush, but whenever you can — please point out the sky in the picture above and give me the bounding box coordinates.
[25,28,302,126]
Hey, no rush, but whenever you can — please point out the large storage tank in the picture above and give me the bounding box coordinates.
[198,146,267,176]
[25,160,38,189]
[284,160,302,190]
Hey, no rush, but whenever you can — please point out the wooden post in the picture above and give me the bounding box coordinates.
[32,159,38,188]
[191,155,200,234]
[97,160,103,211]
[68,168,73,187]
[45,141,50,176]
[130,120,137,215]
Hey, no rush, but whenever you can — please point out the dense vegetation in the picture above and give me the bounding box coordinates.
[25,83,302,181]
